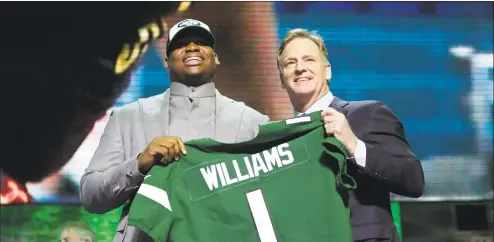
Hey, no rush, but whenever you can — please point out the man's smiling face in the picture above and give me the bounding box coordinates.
[166,30,219,86]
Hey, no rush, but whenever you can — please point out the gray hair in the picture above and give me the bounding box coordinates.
[277,28,329,71]
[60,222,97,242]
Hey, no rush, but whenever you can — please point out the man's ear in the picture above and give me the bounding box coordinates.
[164,57,169,69]
[214,53,220,65]
[278,66,286,89]
[325,62,332,80]
[280,82,286,89]
[280,74,286,89]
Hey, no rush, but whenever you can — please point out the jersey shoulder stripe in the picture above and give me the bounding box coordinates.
[136,184,172,212]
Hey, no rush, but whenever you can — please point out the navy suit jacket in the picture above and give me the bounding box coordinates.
[330,97,425,242]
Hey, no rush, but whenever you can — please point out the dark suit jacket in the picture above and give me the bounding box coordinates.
[330,97,425,242]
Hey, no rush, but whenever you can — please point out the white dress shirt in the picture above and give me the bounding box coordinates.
[294,92,368,168]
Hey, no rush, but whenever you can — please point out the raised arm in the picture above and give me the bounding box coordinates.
[359,103,425,198]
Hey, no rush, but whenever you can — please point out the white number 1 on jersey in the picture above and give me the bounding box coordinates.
[246,189,278,242]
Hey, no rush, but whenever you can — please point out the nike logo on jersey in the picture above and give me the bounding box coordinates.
[200,143,294,191]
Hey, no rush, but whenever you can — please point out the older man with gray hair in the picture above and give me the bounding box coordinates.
[59,222,97,242]
[276,28,424,242]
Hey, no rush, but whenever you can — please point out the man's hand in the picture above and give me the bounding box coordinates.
[321,108,358,156]
[137,136,187,174]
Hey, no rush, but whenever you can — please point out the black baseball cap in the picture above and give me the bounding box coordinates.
[166,19,216,57]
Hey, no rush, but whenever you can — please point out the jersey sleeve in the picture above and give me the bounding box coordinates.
[321,136,357,190]
[127,166,174,242]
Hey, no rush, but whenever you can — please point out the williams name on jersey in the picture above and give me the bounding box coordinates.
[128,111,357,242]
[199,143,294,191]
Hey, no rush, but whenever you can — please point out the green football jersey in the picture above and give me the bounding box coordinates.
[127,111,357,242]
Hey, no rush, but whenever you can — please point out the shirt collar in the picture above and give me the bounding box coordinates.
[294,91,334,117]
[170,82,216,98]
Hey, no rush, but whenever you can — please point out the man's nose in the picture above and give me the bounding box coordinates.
[295,60,307,73]
[185,42,200,52]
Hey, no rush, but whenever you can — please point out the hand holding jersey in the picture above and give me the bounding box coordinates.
[127,111,356,242]
[321,107,359,156]
[136,136,188,174]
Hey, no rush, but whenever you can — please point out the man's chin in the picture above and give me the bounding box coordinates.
[184,70,205,77]
[292,88,316,96]
[182,72,214,85]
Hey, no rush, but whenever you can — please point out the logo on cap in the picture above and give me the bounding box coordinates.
[177,19,202,28]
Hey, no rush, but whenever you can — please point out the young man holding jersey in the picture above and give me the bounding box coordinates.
[80,19,269,241]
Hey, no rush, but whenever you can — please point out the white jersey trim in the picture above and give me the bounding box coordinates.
[137,184,172,212]
[285,115,311,125]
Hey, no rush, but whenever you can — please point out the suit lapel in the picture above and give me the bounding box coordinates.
[214,90,243,143]
[329,96,350,115]
[139,90,170,144]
